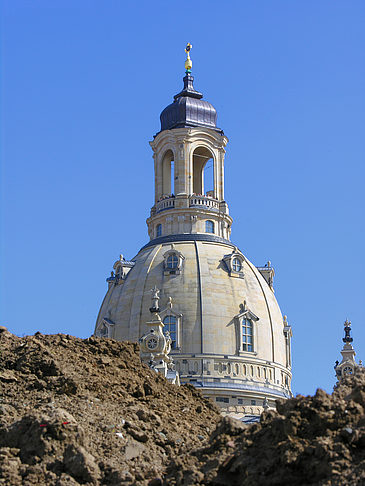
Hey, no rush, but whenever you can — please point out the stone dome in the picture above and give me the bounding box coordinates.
[96,235,292,416]
[159,74,221,133]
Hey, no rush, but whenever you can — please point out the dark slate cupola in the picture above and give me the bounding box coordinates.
[159,73,222,134]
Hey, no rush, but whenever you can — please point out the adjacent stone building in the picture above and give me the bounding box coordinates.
[95,48,293,418]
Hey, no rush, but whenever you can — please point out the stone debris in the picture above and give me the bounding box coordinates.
[0,329,364,485]
[164,370,365,485]
[0,330,219,485]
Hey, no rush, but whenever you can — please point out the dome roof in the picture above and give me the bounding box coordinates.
[95,236,292,402]
[159,74,222,133]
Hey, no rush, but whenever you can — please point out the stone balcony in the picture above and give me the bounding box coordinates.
[155,197,175,213]
[152,194,229,215]
[189,195,220,211]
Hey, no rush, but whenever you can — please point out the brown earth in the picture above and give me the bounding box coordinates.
[0,330,220,485]
[0,328,364,486]
[164,370,365,486]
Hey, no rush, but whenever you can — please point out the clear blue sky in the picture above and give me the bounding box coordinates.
[1,1,364,396]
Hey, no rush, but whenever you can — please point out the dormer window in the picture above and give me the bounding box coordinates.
[232,257,242,272]
[112,254,135,285]
[205,220,214,233]
[223,249,245,278]
[166,254,179,270]
[95,318,115,339]
[156,224,162,237]
[163,247,184,275]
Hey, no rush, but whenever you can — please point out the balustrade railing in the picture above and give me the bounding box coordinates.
[155,197,175,212]
[189,195,219,210]
[154,194,221,213]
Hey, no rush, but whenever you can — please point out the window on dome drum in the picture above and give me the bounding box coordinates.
[205,220,214,233]
[216,397,229,403]
[232,257,242,272]
[163,315,177,349]
[156,224,162,237]
[166,254,179,269]
[242,318,253,352]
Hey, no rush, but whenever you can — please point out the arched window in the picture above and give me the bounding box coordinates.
[166,254,179,269]
[156,224,162,237]
[242,319,253,352]
[205,220,214,233]
[232,257,242,272]
[163,315,177,349]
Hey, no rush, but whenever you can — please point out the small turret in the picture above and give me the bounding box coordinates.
[334,319,362,381]
[139,287,180,385]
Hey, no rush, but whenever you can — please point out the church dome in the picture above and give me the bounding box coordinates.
[95,235,292,417]
[95,46,293,418]
[160,74,221,132]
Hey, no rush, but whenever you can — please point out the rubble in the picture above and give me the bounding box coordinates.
[1,328,364,485]
[164,370,365,485]
[0,330,219,485]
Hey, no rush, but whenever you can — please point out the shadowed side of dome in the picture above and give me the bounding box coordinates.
[160,74,221,133]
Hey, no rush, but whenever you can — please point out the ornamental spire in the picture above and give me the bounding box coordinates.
[185,43,192,74]
[343,319,353,344]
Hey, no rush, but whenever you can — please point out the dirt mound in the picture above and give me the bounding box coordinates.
[164,370,365,486]
[1,329,364,486]
[0,330,220,485]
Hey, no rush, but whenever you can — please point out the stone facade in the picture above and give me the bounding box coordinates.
[94,66,293,418]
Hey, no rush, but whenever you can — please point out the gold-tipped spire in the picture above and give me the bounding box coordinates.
[185,43,192,73]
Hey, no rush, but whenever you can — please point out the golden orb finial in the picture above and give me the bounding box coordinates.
[185,43,193,73]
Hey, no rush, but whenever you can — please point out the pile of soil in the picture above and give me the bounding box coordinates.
[1,328,364,485]
[165,370,365,486]
[0,329,220,485]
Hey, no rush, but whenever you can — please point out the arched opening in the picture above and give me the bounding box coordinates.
[192,147,214,196]
[162,150,174,196]
[156,224,162,237]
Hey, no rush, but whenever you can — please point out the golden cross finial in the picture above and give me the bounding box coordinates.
[185,43,193,73]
